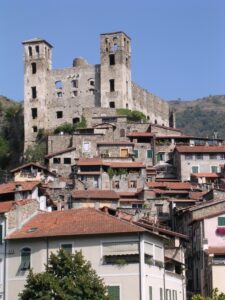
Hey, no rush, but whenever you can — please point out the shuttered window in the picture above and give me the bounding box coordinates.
[108,286,120,300]
[61,244,72,254]
[133,150,139,158]
[218,217,225,226]
[145,242,153,256]
[172,290,177,300]
[160,288,163,300]
[155,245,163,261]
[147,149,153,158]
[21,248,31,270]
[149,286,152,300]
[103,241,139,256]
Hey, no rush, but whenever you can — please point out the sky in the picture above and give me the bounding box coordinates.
[0,0,225,102]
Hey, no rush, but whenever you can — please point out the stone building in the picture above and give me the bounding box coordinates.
[23,32,171,150]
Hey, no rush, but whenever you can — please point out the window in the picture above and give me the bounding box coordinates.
[57,92,62,97]
[53,157,61,164]
[113,181,120,189]
[31,62,36,74]
[110,101,115,108]
[107,286,120,300]
[133,150,139,158]
[72,91,78,96]
[20,248,31,270]
[31,86,37,99]
[56,111,63,119]
[61,244,72,254]
[31,108,37,119]
[210,154,217,160]
[157,152,165,162]
[160,288,163,300]
[55,81,62,89]
[166,289,171,300]
[28,46,32,56]
[71,80,78,88]
[195,154,203,160]
[120,129,125,137]
[211,166,218,173]
[64,158,71,164]
[109,79,115,92]
[109,54,115,65]
[185,154,193,160]
[192,166,199,174]
[73,117,80,124]
[32,126,38,133]
[220,154,225,159]
[149,286,152,300]
[35,45,39,54]
[147,149,153,159]
[156,204,163,216]
[128,181,137,188]
[172,290,177,300]
[83,142,90,152]
[218,217,225,226]
[89,79,94,86]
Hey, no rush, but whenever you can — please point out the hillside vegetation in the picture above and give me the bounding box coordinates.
[169,95,225,139]
[0,96,24,171]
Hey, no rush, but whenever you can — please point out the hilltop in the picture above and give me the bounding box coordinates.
[169,95,225,139]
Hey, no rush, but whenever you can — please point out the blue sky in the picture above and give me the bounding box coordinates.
[0,0,225,101]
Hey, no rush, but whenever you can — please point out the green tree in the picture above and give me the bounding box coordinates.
[19,250,110,300]
[24,142,47,164]
[54,122,75,134]
[192,288,225,300]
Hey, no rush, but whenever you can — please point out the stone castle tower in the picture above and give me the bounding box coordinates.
[22,38,53,148]
[23,32,171,150]
[100,32,132,109]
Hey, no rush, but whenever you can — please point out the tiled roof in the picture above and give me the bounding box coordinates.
[152,189,189,194]
[72,190,119,199]
[127,132,154,137]
[208,247,225,254]
[108,162,145,168]
[77,172,101,175]
[118,191,142,196]
[150,124,182,132]
[189,191,209,200]
[156,135,193,139]
[175,145,225,153]
[97,141,134,145]
[45,147,76,159]
[10,162,48,173]
[6,208,145,240]
[76,158,104,166]
[119,198,144,203]
[0,181,40,195]
[0,201,14,213]
[191,173,219,178]
[147,182,192,190]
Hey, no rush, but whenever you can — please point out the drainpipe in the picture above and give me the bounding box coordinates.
[3,217,6,300]
[163,245,166,300]
[139,232,145,300]
[46,237,49,270]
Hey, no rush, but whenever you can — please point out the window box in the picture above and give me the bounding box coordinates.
[216,227,225,235]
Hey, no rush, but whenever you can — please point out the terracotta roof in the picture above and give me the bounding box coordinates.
[152,189,189,194]
[108,162,145,168]
[156,135,193,139]
[147,182,192,190]
[97,141,134,145]
[208,247,225,254]
[118,191,142,196]
[191,209,225,223]
[189,191,210,200]
[0,201,14,213]
[119,198,144,203]
[6,208,145,240]
[10,162,48,173]
[167,199,197,203]
[127,132,154,137]
[0,181,40,195]
[76,158,104,166]
[175,145,225,153]
[191,173,219,178]
[150,124,182,132]
[72,190,119,199]
[45,147,76,159]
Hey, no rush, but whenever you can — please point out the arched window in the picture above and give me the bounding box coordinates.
[21,247,31,270]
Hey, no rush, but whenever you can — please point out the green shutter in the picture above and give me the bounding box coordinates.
[160,288,163,300]
[147,150,153,158]
[192,166,199,173]
[211,166,218,173]
[218,217,225,226]
[157,153,161,161]
[134,150,138,158]
[108,286,120,300]
[149,286,152,300]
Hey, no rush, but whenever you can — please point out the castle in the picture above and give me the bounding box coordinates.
[23,31,173,149]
